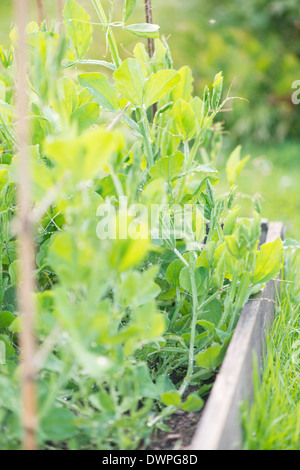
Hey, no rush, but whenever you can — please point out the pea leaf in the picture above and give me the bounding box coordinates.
[252,238,284,285]
[144,70,180,109]
[173,98,196,141]
[171,66,194,102]
[0,335,15,359]
[125,23,160,39]
[70,103,100,132]
[78,73,119,111]
[179,267,208,295]
[44,128,124,184]
[41,408,76,442]
[226,145,250,187]
[211,71,223,110]
[225,235,247,260]
[150,151,184,182]
[123,0,137,22]
[0,311,15,330]
[195,342,223,369]
[64,0,93,59]
[166,259,185,288]
[181,393,204,412]
[113,58,147,107]
[198,299,222,326]
[161,390,181,407]
[8,260,19,286]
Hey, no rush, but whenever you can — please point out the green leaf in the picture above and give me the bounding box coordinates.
[197,320,215,332]
[0,311,15,330]
[123,0,137,22]
[155,374,176,395]
[125,23,160,39]
[59,77,78,117]
[225,235,246,260]
[235,272,252,312]
[8,260,19,286]
[150,151,184,182]
[190,96,204,126]
[144,70,180,109]
[226,145,250,187]
[64,0,93,59]
[171,66,194,102]
[135,364,159,399]
[113,58,147,107]
[179,267,208,295]
[223,208,240,236]
[195,342,223,369]
[252,238,284,285]
[120,267,161,307]
[181,393,204,412]
[161,390,181,407]
[41,408,76,442]
[70,103,100,132]
[44,128,124,184]
[90,390,115,413]
[78,72,119,111]
[211,71,223,110]
[166,259,185,288]
[0,335,15,359]
[173,98,196,141]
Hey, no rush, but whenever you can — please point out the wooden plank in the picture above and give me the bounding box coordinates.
[190,222,284,450]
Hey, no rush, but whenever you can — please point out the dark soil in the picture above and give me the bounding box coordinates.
[147,408,204,450]
[146,381,214,450]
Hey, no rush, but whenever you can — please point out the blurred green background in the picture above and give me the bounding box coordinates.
[1,0,299,236]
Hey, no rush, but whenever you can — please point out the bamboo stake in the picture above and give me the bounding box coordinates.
[144,0,157,119]
[14,0,38,451]
[37,0,45,24]
[144,0,154,58]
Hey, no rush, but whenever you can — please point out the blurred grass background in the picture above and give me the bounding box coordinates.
[0,0,299,237]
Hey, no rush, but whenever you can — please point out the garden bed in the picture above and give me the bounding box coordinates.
[189,221,284,450]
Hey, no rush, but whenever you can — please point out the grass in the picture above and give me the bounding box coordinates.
[242,248,300,450]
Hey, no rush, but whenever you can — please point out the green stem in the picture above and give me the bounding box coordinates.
[218,270,239,328]
[91,0,121,68]
[179,258,198,396]
[177,141,191,203]
[136,108,154,168]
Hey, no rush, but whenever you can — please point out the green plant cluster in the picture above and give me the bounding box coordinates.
[0,0,283,450]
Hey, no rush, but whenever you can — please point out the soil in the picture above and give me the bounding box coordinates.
[147,408,204,450]
[146,381,213,451]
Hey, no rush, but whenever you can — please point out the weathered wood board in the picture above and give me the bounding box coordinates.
[190,222,284,450]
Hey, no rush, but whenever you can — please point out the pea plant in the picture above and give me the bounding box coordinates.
[0,0,284,450]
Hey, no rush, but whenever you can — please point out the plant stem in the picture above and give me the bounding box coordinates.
[177,141,190,202]
[15,0,38,451]
[179,258,198,396]
[149,259,199,427]
[136,107,154,168]
[91,0,121,68]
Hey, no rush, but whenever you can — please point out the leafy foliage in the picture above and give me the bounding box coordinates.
[0,0,284,450]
